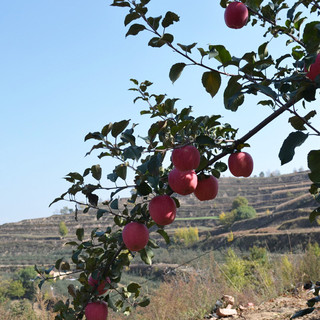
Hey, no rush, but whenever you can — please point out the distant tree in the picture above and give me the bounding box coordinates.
[59,206,74,215]
[59,221,68,237]
[235,205,256,221]
[232,196,249,210]
[7,280,25,299]
[15,266,38,300]
[259,171,265,178]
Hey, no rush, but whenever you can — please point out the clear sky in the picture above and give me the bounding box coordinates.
[0,1,317,224]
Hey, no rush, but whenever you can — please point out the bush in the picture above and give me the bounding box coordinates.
[235,205,256,221]
[232,196,249,210]
[59,221,68,237]
[173,227,199,246]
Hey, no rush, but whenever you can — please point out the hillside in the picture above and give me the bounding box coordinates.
[0,171,318,271]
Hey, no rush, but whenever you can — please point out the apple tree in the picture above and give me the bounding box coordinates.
[38,0,320,319]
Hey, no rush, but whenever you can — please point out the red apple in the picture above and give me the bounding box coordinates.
[149,195,176,226]
[88,272,111,295]
[85,301,108,320]
[122,222,149,252]
[224,2,249,29]
[228,152,253,177]
[168,168,198,195]
[171,145,200,171]
[194,175,219,201]
[306,53,320,81]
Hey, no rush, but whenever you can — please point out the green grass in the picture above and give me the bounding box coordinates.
[175,216,218,221]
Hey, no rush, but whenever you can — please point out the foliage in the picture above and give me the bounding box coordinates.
[59,221,68,238]
[173,227,199,246]
[219,196,256,225]
[232,196,249,210]
[38,0,320,318]
[234,205,257,220]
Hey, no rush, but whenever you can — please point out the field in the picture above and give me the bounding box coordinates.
[1,170,320,319]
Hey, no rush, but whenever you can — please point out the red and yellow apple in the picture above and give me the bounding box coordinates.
[171,145,200,171]
[88,272,111,295]
[85,301,108,320]
[228,152,253,177]
[224,2,249,29]
[122,222,149,252]
[194,175,219,201]
[149,195,176,226]
[306,53,320,81]
[168,168,198,195]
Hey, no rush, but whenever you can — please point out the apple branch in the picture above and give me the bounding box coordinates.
[206,96,301,167]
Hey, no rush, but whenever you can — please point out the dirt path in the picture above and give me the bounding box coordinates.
[208,292,320,320]
[240,295,320,320]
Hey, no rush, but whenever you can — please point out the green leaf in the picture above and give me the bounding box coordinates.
[140,247,153,265]
[84,131,103,141]
[112,120,130,138]
[289,111,317,131]
[115,164,127,180]
[202,71,221,98]
[302,21,320,52]
[127,282,141,293]
[55,258,63,270]
[214,161,228,172]
[290,308,315,319]
[91,164,102,181]
[162,11,179,28]
[147,16,162,30]
[136,182,152,196]
[310,208,320,223]
[138,297,150,307]
[111,1,130,8]
[196,135,216,147]
[125,24,146,37]
[76,228,84,241]
[258,42,269,60]
[124,12,140,26]
[278,131,308,165]
[308,150,320,182]
[147,238,159,249]
[87,193,99,206]
[177,42,197,53]
[157,229,170,244]
[110,199,119,210]
[147,153,162,176]
[97,209,108,220]
[169,63,186,83]
[123,146,144,161]
[224,76,244,111]
[101,123,113,136]
[208,45,232,65]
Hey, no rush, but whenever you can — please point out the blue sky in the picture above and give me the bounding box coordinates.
[0,1,317,224]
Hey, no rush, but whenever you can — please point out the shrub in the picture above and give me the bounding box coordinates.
[59,221,68,237]
[235,205,256,221]
[173,227,199,246]
[232,196,249,210]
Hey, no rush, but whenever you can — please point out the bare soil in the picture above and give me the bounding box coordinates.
[213,292,320,320]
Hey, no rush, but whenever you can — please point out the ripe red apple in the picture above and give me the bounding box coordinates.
[122,222,149,252]
[224,2,249,29]
[171,145,200,171]
[85,301,108,320]
[168,168,198,195]
[194,175,219,201]
[88,272,111,295]
[306,53,320,81]
[228,152,253,177]
[149,195,176,226]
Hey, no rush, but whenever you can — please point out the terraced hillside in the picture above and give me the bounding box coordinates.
[0,171,316,271]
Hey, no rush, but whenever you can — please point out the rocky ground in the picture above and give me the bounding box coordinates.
[206,291,320,320]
